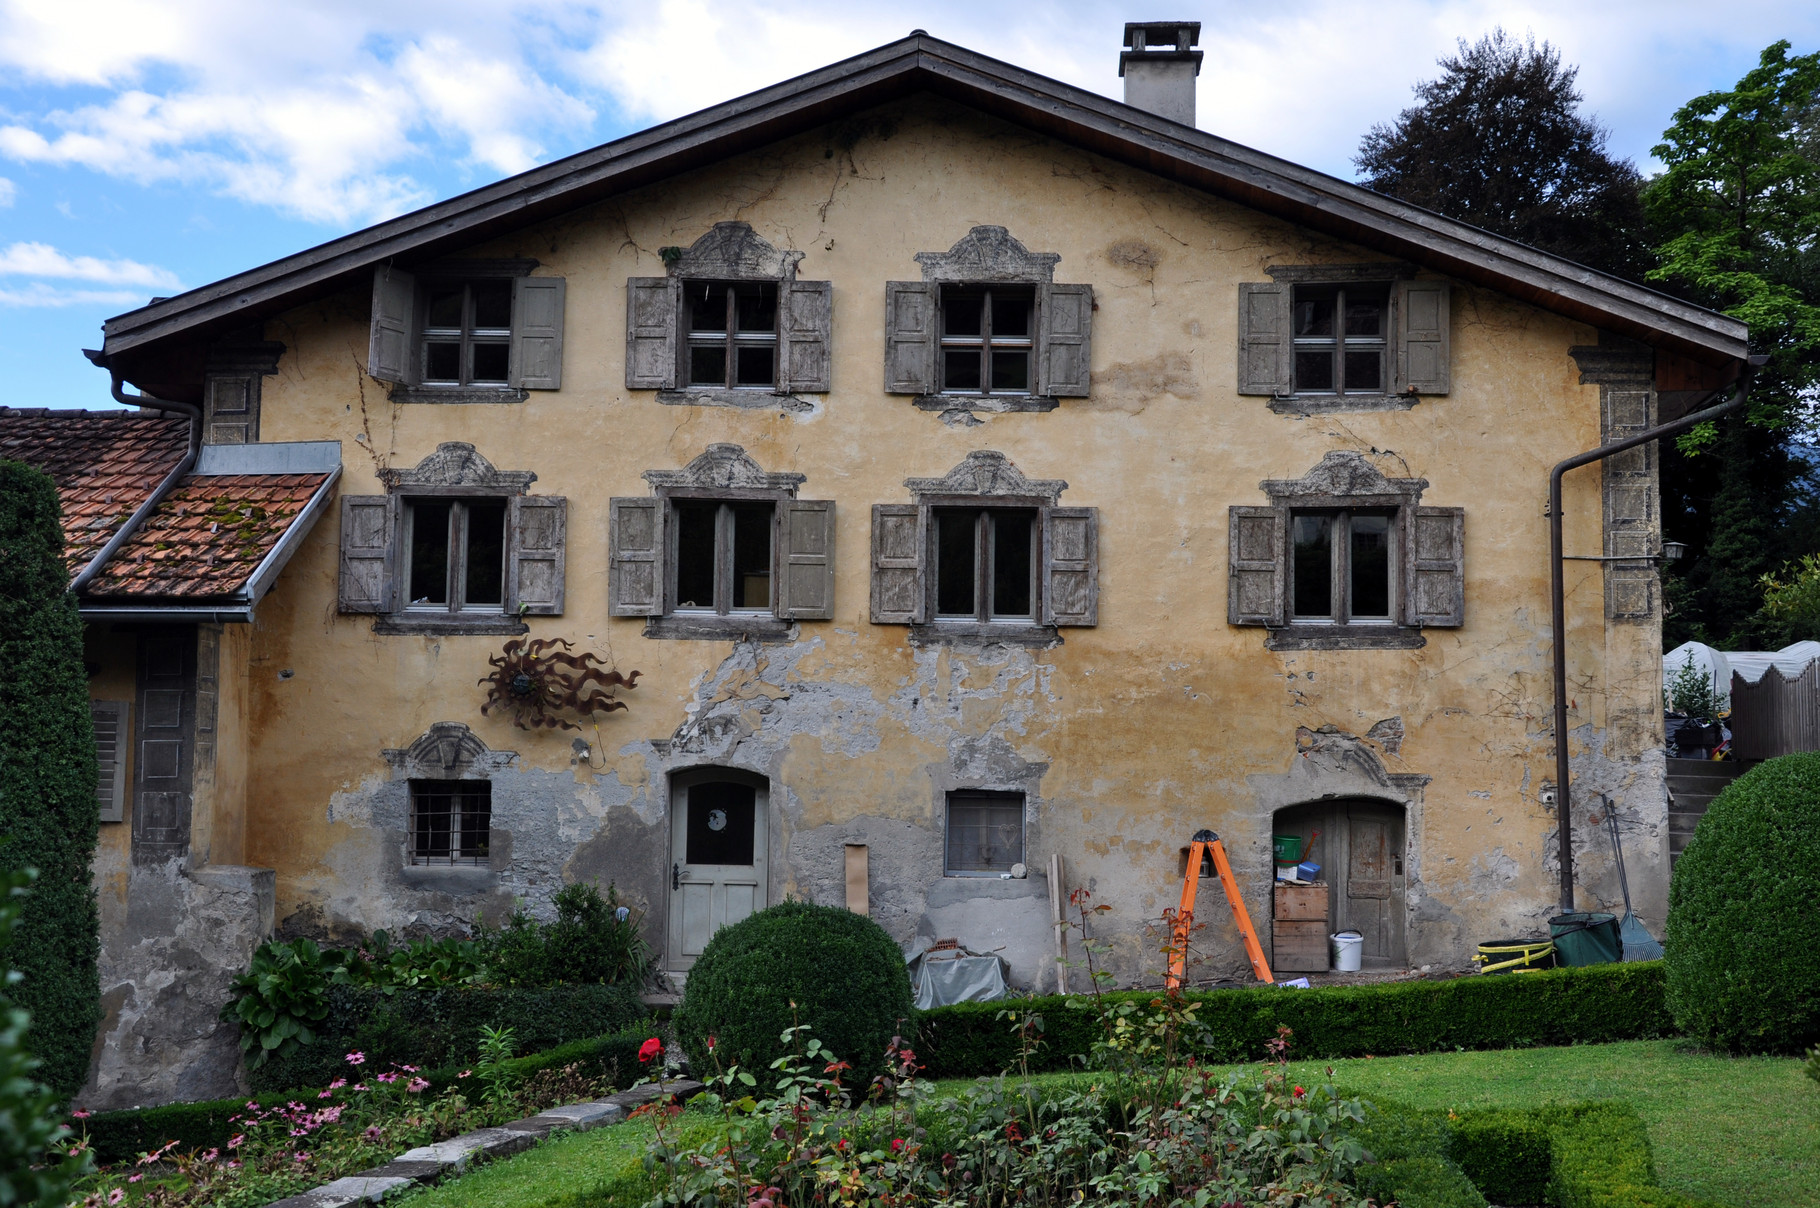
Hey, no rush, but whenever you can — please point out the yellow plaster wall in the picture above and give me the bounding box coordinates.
[239,97,1656,973]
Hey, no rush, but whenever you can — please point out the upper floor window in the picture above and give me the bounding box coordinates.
[609,445,834,637]
[1238,272,1450,408]
[421,281,513,386]
[939,287,1036,395]
[686,281,781,389]
[367,261,566,399]
[934,507,1037,621]
[1290,509,1394,624]
[338,443,566,634]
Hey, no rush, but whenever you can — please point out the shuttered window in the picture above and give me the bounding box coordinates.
[91,700,129,823]
[884,281,1093,400]
[869,503,1098,630]
[610,495,836,625]
[339,492,567,621]
[1236,277,1450,398]
[367,266,566,393]
[626,275,832,394]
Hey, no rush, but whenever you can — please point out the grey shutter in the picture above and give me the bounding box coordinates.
[338,495,397,614]
[780,279,833,393]
[625,277,680,390]
[609,497,664,616]
[1396,280,1451,395]
[1410,505,1465,627]
[510,276,566,390]
[1042,506,1098,626]
[778,499,836,620]
[883,282,936,395]
[368,267,417,385]
[1228,505,1286,626]
[508,496,566,615]
[90,700,128,823]
[1237,283,1291,396]
[1037,283,1093,397]
[870,504,924,624]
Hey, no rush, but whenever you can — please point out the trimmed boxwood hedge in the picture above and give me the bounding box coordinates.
[1666,750,1820,1054]
[78,1026,656,1165]
[247,981,646,1092]
[915,961,1673,1076]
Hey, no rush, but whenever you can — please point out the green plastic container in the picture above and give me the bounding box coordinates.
[1272,835,1304,865]
[1548,912,1621,967]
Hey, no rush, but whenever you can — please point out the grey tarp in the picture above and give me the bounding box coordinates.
[903,943,1008,1010]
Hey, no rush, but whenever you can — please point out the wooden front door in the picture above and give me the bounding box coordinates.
[667,772,768,973]
[1270,799,1407,969]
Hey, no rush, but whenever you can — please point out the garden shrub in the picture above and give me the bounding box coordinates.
[0,867,88,1206]
[1352,1100,1486,1208]
[479,881,653,987]
[1446,1108,1552,1205]
[0,459,101,1097]
[247,981,646,1092]
[916,961,1674,1076]
[1665,750,1820,1054]
[672,900,913,1081]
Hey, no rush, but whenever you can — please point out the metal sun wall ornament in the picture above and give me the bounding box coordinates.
[479,638,641,731]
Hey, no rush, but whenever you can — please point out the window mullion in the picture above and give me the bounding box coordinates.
[724,288,737,390]
[715,503,733,615]
[1333,288,1346,397]
[977,511,991,621]
[1335,511,1352,625]
[461,285,475,388]
[446,502,463,613]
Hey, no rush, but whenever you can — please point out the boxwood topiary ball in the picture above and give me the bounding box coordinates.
[672,900,913,1085]
[1665,751,1820,1054]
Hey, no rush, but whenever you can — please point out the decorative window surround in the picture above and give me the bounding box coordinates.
[627,223,830,408]
[1229,451,1464,651]
[342,443,565,635]
[886,227,1091,414]
[383,721,518,781]
[1569,338,1659,623]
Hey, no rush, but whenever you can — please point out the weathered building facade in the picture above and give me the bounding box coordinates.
[15,27,1749,1107]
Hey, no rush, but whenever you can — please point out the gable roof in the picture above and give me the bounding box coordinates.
[96,32,1746,398]
[0,408,341,618]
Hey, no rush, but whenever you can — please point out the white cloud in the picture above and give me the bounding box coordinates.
[0,282,147,307]
[0,241,181,289]
[0,176,14,206]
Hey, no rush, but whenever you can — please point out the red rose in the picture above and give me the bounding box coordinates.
[639,1038,663,1063]
[1293,1085,1305,1098]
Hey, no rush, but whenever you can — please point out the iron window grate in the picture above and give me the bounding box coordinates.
[409,780,492,865]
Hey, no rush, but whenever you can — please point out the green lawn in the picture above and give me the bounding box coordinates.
[402,1040,1817,1207]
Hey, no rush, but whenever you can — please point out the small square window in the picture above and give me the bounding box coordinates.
[409,780,491,865]
[686,281,779,389]
[1292,285,1388,395]
[946,791,1025,875]
[939,286,1034,395]
[420,281,513,386]
[405,498,507,613]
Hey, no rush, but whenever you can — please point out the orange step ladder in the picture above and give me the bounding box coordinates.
[1167,829,1274,988]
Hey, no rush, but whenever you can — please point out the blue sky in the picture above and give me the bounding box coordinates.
[3,0,1817,410]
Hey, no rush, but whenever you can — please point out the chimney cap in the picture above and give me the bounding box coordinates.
[1119,21,1203,77]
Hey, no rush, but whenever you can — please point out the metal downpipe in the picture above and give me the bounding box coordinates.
[68,373,204,597]
[1547,363,1757,911]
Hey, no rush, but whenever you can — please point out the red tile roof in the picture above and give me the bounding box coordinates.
[0,407,189,572]
[85,473,330,598]
[0,408,332,602]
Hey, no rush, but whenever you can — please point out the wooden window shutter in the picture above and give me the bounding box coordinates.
[338,495,397,614]
[625,277,680,390]
[609,497,665,616]
[1409,505,1465,627]
[1228,505,1286,625]
[368,267,418,385]
[507,496,566,615]
[1037,283,1093,397]
[780,280,833,393]
[778,499,836,620]
[1236,283,1291,396]
[1042,506,1099,626]
[1395,280,1451,395]
[870,504,924,623]
[510,276,566,390]
[883,282,936,395]
[90,700,129,823]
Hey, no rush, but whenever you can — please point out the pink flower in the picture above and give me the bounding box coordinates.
[201,1148,219,1162]
[72,1110,91,1119]
[128,1175,142,1184]
[377,1071,398,1084]
[458,1070,473,1079]
[107,1191,124,1205]
[401,1064,418,1073]
[638,1037,663,1063]
[295,1151,310,1162]
[407,1077,429,1093]
[346,1051,366,1066]
[227,1160,241,1170]
[228,1134,244,1149]
[365,1125,383,1142]
[328,1078,346,1090]
[351,1083,368,1092]
[319,1089,334,1099]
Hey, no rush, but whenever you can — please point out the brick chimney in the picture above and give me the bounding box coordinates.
[1119,21,1202,126]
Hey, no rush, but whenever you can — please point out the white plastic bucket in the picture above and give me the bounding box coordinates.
[1330,931,1364,972]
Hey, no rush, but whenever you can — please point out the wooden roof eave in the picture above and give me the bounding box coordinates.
[98,35,1747,389]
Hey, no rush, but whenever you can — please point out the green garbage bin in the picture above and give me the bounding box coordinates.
[1549,912,1621,966]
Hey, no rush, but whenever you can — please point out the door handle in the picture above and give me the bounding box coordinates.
[673,862,682,890]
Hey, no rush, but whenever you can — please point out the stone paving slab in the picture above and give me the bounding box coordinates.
[259,1079,703,1206]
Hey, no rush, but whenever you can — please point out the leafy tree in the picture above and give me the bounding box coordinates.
[1758,552,1820,643]
[1356,29,1649,279]
[1648,42,1820,648]
[0,867,88,1207]
[0,460,101,1097]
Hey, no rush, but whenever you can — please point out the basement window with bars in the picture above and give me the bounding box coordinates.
[945,791,1026,875]
[409,780,491,865]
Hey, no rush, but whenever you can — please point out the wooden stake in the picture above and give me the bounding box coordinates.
[1049,852,1069,995]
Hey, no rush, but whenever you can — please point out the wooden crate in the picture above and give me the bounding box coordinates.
[1274,883,1330,921]
[1272,920,1330,972]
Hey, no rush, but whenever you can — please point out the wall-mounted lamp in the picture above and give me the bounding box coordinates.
[1661,541,1687,563]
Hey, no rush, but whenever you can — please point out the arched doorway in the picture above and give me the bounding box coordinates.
[667,768,769,973]
[1271,799,1406,969]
